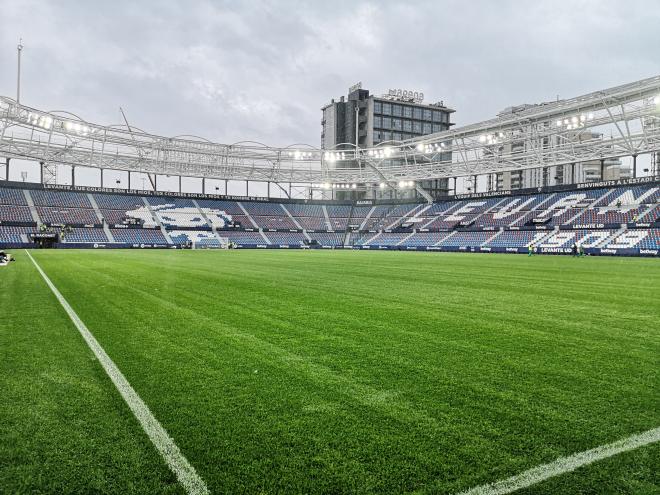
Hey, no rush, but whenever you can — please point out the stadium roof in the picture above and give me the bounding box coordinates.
[0,75,659,184]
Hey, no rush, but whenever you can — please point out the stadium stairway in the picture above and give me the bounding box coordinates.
[384,203,425,230]
[142,197,173,244]
[22,189,42,226]
[88,194,115,242]
[321,205,333,230]
[395,232,416,246]
[259,229,271,245]
[638,203,658,221]
[480,230,504,247]
[193,199,226,245]
[434,230,457,246]
[358,206,377,231]
[280,204,303,230]
[237,202,260,228]
[343,230,351,247]
[599,226,628,247]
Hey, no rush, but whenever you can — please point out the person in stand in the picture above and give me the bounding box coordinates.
[616,199,622,208]
[571,242,578,257]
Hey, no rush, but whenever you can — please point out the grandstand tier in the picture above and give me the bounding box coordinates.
[0,179,657,254]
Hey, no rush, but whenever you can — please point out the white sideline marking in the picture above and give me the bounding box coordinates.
[457,427,660,495]
[25,251,209,495]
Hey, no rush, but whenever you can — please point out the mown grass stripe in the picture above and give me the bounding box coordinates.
[25,250,209,495]
[457,427,660,495]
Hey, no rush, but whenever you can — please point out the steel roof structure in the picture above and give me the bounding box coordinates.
[0,75,659,185]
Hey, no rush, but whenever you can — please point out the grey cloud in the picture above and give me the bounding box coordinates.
[0,0,658,149]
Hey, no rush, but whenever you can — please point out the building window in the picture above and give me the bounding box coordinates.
[393,132,402,141]
[413,107,422,119]
[382,117,391,129]
[423,123,432,134]
[432,110,443,122]
[373,115,382,128]
[423,109,432,121]
[432,124,443,133]
[403,120,412,132]
[382,103,392,115]
[382,131,392,141]
[392,118,402,131]
[412,121,422,133]
[374,130,382,143]
[374,101,382,114]
[392,105,402,117]
[403,106,412,118]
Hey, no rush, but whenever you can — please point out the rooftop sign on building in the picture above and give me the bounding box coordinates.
[382,89,424,104]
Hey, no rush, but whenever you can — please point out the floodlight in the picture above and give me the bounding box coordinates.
[556,120,562,127]
[571,116,578,123]
[580,115,586,122]
[351,184,357,189]
[479,135,486,143]
[416,143,424,151]
[398,181,405,188]
[379,182,386,188]
[654,96,660,104]
[587,113,594,119]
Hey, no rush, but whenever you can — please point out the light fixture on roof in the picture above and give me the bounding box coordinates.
[398,180,405,188]
[654,96,660,104]
[416,143,424,152]
[379,182,386,188]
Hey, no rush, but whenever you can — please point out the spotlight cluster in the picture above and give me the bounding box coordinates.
[323,151,347,162]
[288,150,318,160]
[366,147,392,158]
[25,112,95,136]
[416,142,446,153]
[556,113,594,130]
[478,132,507,145]
[311,183,358,190]
[398,180,415,189]
[27,112,53,130]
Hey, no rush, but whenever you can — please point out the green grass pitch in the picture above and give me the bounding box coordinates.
[1,249,658,494]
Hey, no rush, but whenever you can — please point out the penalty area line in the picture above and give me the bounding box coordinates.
[25,250,209,495]
[457,426,660,495]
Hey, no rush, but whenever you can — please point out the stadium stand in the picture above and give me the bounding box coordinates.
[1,179,658,254]
[63,228,109,243]
[109,228,168,244]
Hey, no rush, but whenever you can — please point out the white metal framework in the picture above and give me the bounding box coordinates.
[0,76,659,185]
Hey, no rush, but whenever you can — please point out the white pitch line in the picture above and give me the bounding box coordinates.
[25,250,209,495]
[457,426,660,495]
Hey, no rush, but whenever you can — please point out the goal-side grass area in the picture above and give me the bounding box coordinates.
[1,250,658,494]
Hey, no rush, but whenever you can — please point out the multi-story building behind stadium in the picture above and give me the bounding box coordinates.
[321,83,455,199]
[492,104,630,191]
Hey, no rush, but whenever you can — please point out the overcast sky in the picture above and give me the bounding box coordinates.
[0,0,658,190]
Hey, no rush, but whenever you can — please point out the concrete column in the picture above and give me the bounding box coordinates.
[600,159,605,180]
[101,169,104,188]
[632,155,637,178]
[71,166,75,186]
[4,158,9,181]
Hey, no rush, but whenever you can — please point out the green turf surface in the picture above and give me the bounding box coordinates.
[1,249,658,494]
